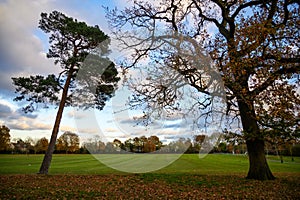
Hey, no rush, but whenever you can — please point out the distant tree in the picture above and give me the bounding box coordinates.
[82,141,95,154]
[98,141,106,153]
[23,137,35,154]
[113,139,123,151]
[120,136,163,153]
[217,142,227,153]
[260,96,299,160]
[12,139,29,154]
[143,140,155,153]
[35,137,49,154]
[0,125,11,152]
[147,135,163,152]
[12,11,120,174]
[24,137,34,145]
[56,132,80,154]
[168,138,191,153]
[104,142,115,153]
[78,146,89,154]
[83,136,110,153]
[140,136,148,152]
[83,136,99,153]
[264,128,298,163]
[194,135,206,152]
[124,138,134,152]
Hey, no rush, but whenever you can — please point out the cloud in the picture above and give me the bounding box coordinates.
[0,103,12,118]
[159,128,187,136]
[0,0,58,92]
[0,0,116,93]
[0,104,38,120]
[15,109,38,119]
[77,128,99,134]
[59,125,77,133]
[163,123,183,129]
[8,121,52,131]
[67,109,88,119]
[60,124,99,135]
[5,117,52,131]
[105,127,118,132]
[0,101,52,130]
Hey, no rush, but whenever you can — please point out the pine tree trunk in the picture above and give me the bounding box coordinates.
[38,70,73,174]
[238,100,275,180]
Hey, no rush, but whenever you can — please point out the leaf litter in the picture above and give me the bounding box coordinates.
[0,173,299,199]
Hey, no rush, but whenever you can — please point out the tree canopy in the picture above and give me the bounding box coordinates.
[13,11,120,112]
[56,132,80,154]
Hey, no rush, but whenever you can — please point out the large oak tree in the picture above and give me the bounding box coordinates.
[106,0,299,180]
[13,11,120,174]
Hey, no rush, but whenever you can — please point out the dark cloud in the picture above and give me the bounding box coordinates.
[0,102,45,131]
[0,103,13,118]
[0,106,38,120]
[16,108,38,119]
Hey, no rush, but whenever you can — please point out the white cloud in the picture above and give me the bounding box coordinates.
[79,128,99,134]
[67,109,88,119]
[5,116,52,131]
[59,125,77,133]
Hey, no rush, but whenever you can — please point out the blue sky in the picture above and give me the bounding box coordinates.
[0,0,226,144]
[0,0,129,142]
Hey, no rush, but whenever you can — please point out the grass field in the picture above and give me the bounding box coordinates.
[0,154,299,199]
[0,153,299,174]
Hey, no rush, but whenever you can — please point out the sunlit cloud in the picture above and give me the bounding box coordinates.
[105,127,119,133]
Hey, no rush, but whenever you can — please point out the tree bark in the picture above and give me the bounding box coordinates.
[38,70,73,174]
[238,100,275,180]
[246,138,275,180]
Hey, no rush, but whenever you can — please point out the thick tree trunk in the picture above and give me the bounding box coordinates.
[38,70,73,174]
[238,100,275,180]
[246,139,275,180]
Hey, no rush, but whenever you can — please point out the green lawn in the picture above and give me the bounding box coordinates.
[0,153,299,175]
[0,154,299,199]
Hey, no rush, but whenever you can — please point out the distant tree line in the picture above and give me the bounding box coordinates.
[0,126,81,154]
[1,125,300,158]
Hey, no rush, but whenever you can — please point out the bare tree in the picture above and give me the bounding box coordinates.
[106,0,299,180]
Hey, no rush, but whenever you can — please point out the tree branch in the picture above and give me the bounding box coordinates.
[232,0,266,19]
[251,64,300,97]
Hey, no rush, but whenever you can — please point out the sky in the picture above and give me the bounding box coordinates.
[0,0,226,144]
